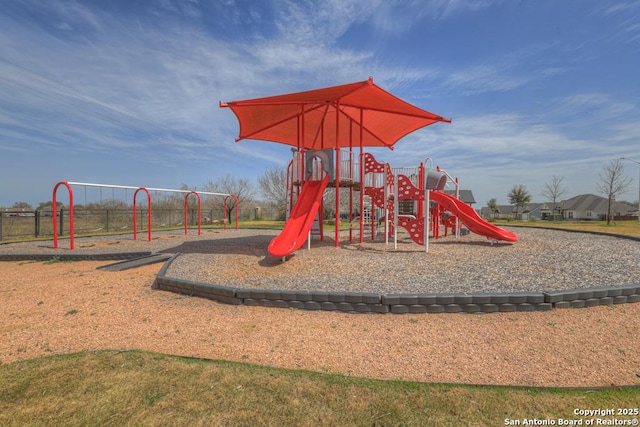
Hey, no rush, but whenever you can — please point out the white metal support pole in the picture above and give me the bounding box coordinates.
[334,108,340,248]
[384,191,388,245]
[359,109,365,244]
[455,177,460,240]
[425,189,430,253]
[384,164,389,246]
[394,173,399,250]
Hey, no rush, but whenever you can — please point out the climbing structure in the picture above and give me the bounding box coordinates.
[363,153,428,245]
[362,153,394,240]
[281,149,517,257]
[395,173,427,245]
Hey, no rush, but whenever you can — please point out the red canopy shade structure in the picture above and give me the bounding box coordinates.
[220,76,450,150]
[220,77,451,250]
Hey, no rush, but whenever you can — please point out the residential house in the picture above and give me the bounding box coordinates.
[518,203,546,221]
[479,194,636,221]
[444,189,476,205]
[560,194,636,220]
[479,204,516,220]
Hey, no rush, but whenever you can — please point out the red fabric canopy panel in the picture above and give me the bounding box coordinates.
[220,77,450,150]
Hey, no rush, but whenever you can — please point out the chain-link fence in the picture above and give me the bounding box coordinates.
[0,207,282,241]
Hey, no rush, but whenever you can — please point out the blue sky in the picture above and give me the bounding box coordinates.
[1,0,639,208]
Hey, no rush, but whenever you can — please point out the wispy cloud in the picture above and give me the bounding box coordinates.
[2,0,395,182]
[592,1,640,44]
[158,0,203,20]
[369,0,505,33]
[443,43,563,95]
[551,93,636,120]
[0,4,252,161]
[372,102,637,204]
[0,0,638,207]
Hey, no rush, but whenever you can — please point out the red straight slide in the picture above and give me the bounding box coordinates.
[429,191,518,242]
[268,175,329,258]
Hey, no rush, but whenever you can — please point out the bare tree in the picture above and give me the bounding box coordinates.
[87,199,129,209]
[486,198,499,219]
[507,184,532,219]
[597,159,632,225]
[540,175,567,221]
[152,184,192,210]
[258,166,287,219]
[203,174,257,222]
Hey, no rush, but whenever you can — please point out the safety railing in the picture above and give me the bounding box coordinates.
[290,149,362,183]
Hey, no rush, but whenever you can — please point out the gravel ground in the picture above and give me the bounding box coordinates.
[162,227,639,294]
[1,227,639,387]
[2,227,638,294]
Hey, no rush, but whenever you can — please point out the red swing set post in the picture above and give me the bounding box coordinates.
[184,191,202,235]
[223,194,239,230]
[133,187,152,242]
[52,181,75,250]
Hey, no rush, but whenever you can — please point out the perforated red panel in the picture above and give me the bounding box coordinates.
[398,216,425,245]
[396,174,423,201]
[364,153,385,173]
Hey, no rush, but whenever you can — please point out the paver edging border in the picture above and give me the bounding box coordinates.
[153,253,640,314]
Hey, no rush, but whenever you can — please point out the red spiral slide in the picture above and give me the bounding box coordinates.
[429,191,518,242]
[268,175,329,257]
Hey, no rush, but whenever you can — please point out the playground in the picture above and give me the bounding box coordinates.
[220,77,517,262]
[9,78,638,313]
[1,78,638,388]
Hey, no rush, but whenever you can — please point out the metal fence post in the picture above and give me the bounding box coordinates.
[59,208,64,236]
[35,210,40,238]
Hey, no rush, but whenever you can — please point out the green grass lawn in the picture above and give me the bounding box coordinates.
[495,219,640,238]
[5,214,637,243]
[1,351,637,426]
